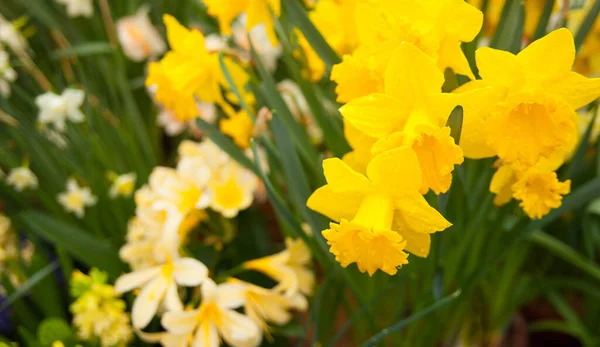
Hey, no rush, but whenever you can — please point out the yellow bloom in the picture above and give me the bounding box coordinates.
[160,278,261,347]
[245,238,314,296]
[57,178,97,218]
[70,269,132,347]
[341,120,376,175]
[220,109,254,149]
[295,0,357,81]
[331,0,482,102]
[204,0,280,45]
[512,166,570,220]
[307,147,451,275]
[226,278,307,331]
[114,256,208,329]
[6,166,38,192]
[340,43,466,194]
[459,28,600,167]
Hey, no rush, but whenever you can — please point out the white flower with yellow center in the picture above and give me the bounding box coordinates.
[244,238,314,297]
[36,88,85,132]
[56,0,93,18]
[116,6,166,62]
[0,15,27,52]
[6,166,38,192]
[109,172,137,199]
[209,162,257,218]
[227,278,307,332]
[160,278,261,347]
[114,256,208,329]
[0,49,16,97]
[57,178,97,218]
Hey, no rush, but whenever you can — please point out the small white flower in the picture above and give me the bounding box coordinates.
[232,16,282,73]
[36,88,85,132]
[0,49,16,97]
[6,167,38,191]
[57,178,97,218]
[114,257,208,329]
[157,109,186,136]
[109,172,137,199]
[56,0,94,18]
[116,6,165,62]
[0,15,27,52]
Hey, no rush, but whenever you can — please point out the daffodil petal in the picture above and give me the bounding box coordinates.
[161,310,199,335]
[393,193,452,234]
[545,71,600,110]
[173,258,209,286]
[366,147,422,195]
[517,28,575,83]
[114,267,160,294]
[339,93,407,138]
[216,282,247,309]
[385,42,445,104]
[306,185,364,222]
[401,229,431,258]
[322,157,371,192]
[192,321,219,347]
[132,276,168,329]
[476,47,523,88]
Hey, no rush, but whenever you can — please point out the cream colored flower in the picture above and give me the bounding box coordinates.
[56,0,93,18]
[160,278,261,347]
[36,89,85,132]
[209,161,257,218]
[116,6,166,62]
[227,278,307,331]
[245,238,314,297]
[6,166,38,191]
[0,15,27,51]
[232,15,282,73]
[0,49,16,97]
[57,178,97,218]
[114,257,208,329]
[109,172,137,199]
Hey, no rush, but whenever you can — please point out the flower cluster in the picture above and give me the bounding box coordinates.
[69,269,132,347]
[457,29,600,219]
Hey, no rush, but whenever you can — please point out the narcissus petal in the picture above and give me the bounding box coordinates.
[517,28,575,83]
[306,185,364,222]
[340,93,407,138]
[393,193,452,234]
[366,147,422,195]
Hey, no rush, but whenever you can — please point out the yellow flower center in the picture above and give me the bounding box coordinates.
[176,185,202,213]
[512,169,571,220]
[213,178,244,210]
[66,193,85,209]
[161,257,175,278]
[117,180,135,195]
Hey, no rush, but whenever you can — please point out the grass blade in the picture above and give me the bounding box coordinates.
[0,261,59,313]
[533,0,555,40]
[575,0,600,52]
[51,42,115,59]
[359,290,461,347]
[490,0,525,53]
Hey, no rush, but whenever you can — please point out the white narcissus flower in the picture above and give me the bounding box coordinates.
[57,178,97,218]
[56,0,94,18]
[6,167,38,192]
[209,162,257,218]
[109,172,137,199]
[116,6,165,62]
[0,15,27,52]
[0,49,16,97]
[114,257,208,329]
[160,278,261,347]
[36,88,86,132]
[232,16,282,73]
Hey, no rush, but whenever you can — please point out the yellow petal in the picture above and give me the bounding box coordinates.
[443,0,483,42]
[400,229,431,258]
[306,185,364,222]
[545,71,600,110]
[476,47,523,88]
[322,157,371,191]
[331,49,383,103]
[366,147,422,195]
[163,15,192,52]
[344,120,377,151]
[339,93,407,138]
[489,164,516,206]
[385,42,445,105]
[438,38,475,79]
[393,193,452,234]
[512,168,571,220]
[517,28,575,83]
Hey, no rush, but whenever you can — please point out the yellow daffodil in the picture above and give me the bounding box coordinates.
[331,0,482,102]
[226,278,307,332]
[220,109,254,149]
[341,120,376,175]
[307,147,451,275]
[160,278,261,347]
[245,238,314,296]
[57,178,97,218]
[340,43,467,194]
[114,257,208,329]
[459,28,600,168]
[295,0,357,81]
[204,0,280,45]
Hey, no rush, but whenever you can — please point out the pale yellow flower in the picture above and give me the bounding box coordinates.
[6,166,38,191]
[109,172,137,199]
[116,6,166,62]
[57,178,97,218]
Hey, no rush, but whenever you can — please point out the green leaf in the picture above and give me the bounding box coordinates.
[490,0,525,54]
[0,261,59,313]
[446,105,463,145]
[566,107,597,179]
[51,42,116,59]
[17,211,124,276]
[195,118,259,176]
[359,290,461,347]
[526,230,600,281]
[282,0,341,69]
[218,53,255,120]
[575,0,600,52]
[533,0,555,41]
